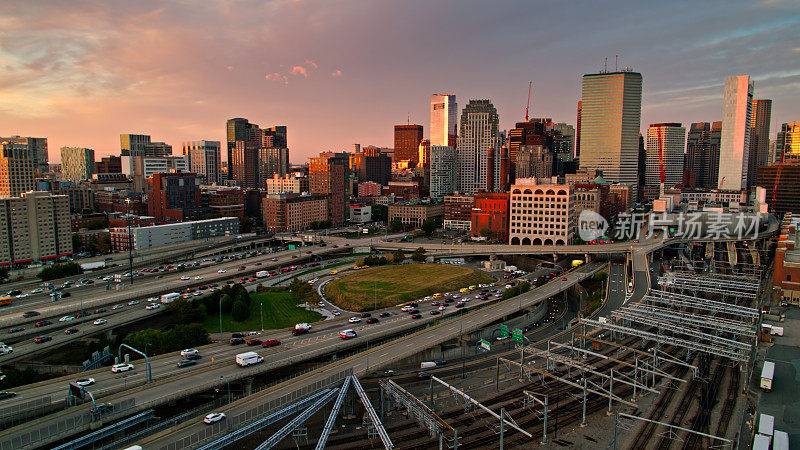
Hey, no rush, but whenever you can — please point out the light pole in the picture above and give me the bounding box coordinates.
[220,375,231,428]
[126,198,133,286]
[219,296,223,339]
[260,301,264,331]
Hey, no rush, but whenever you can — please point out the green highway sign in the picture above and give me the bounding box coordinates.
[512,328,524,343]
[478,339,491,352]
[288,244,296,250]
[499,325,509,337]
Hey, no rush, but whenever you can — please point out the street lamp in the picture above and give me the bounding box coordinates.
[125,198,133,286]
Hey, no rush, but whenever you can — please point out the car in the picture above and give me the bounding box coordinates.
[111,363,134,373]
[194,276,203,280]
[204,412,226,424]
[94,308,107,314]
[59,316,74,322]
[8,328,24,333]
[22,311,40,318]
[332,311,341,316]
[64,328,79,334]
[111,304,125,310]
[15,293,28,298]
[0,392,17,401]
[74,378,95,387]
[262,339,281,347]
[305,251,312,254]
[93,319,107,325]
[417,372,432,380]
[366,318,379,324]
[217,269,227,273]
[246,339,262,346]
[438,305,446,311]
[74,311,91,318]
[127,300,139,306]
[379,312,390,317]
[90,403,113,414]
[434,359,447,365]
[781,300,789,307]
[180,276,190,281]
[455,302,464,308]
[33,336,52,343]
[177,359,196,368]
[339,329,357,339]
[349,317,361,323]
[229,337,245,345]
[35,320,52,327]
[30,289,43,294]
[146,303,160,310]
[181,348,199,357]
[271,258,278,261]
[359,312,372,318]
[410,314,422,319]
[561,277,567,281]
[429,310,440,315]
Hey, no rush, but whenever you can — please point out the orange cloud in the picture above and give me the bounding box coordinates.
[331,69,342,77]
[290,66,308,77]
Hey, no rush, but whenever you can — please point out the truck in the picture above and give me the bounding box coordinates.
[420,361,437,369]
[758,413,774,442]
[753,434,771,450]
[291,323,311,335]
[235,352,264,367]
[256,271,269,278]
[771,326,784,336]
[80,261,106,271]
[0,343,11,355]
[761,361,775,391]
[160,292,180,304]
[773,430,789,450]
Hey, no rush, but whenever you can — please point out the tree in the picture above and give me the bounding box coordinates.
[421,218,440,236]
[72,234,83,252]
[390,218,403,232]
[219,294,233,314]
[411,247,427,262]
[392,249,405,263]
[231,300,250,322]
[372,204,388,223]
[37,262,83,281]
[479,228,495,239]
[167,298,207,325]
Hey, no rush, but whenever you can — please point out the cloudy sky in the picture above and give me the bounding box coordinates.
[2,0,798,163]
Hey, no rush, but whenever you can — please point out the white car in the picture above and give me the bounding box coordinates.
[127,300,139,306]
[438,305,446,311]
[111,363,134,373]
[59,316,74,322]
[147,296,159,302]
[203,412,226,424]
[194,276,203,280]
[217,269,227,273]
[93,319,107,325]
[15,293,28,298]
[74,378,95,387]
[349,317,361,323]
[180,276,190,281]
[30,288,43,294]
[111,304,124,310]
[146,303,160,310]
[339,329,357,339]
[332,311,341,316]
[180,348,199,357]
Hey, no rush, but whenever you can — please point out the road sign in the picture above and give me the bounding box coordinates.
[499,325,509,338]
[288,245,296,250]
[512,328,524,343]
[478,339,491,352]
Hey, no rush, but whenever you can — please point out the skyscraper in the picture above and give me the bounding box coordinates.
[578,70,642,193]
[457,99,500,194]
[60,147,95,183]
[718,75,754,190]
[430,145,457,201]
[0,141,36,197]
[430,94,457,147]
[777,122,800,161]
[258,147,290,183]
[120,134,172,157]
[575,101,582,160]
[226,118,260,179]
[644,123,686,197]
[394,125,424,166]
[309,152,349,227]
[0,136,47,172]
[684,122,722,189]
[231,140,259,188]
[182,140,221,184]
[749,99,772,174]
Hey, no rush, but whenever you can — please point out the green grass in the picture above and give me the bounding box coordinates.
[202,290,321,333]
[325,263,494,311]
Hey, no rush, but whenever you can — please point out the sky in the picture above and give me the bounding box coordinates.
[1,0,799,164]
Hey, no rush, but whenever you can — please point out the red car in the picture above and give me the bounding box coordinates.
[261,339,281,348]
[33,336,52,343]
[246,339,262,346]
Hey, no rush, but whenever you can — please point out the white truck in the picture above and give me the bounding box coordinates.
[80,261,106,271]
[773,430,789,450]
[0,343,12,355]
[235,352,264,367]
[420,361,437,369]
[753,434,771,450]
[760,361,775,391]
[160,292,180,304]
[256,271,269,278]
[758,413,775,443]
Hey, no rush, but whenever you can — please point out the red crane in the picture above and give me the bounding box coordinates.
[525,81,532,121]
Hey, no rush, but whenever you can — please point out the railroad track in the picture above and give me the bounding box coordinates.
[681,357,728,449]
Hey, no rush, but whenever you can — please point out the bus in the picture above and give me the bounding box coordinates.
[0,297,12,307]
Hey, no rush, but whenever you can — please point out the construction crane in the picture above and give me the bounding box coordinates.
[525,81,532,121]
[772,145,786,213]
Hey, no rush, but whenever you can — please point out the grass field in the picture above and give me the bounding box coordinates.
[202,290,321,333]
[325,263,494,311]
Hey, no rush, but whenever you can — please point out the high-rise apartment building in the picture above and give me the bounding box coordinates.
[147,172,203,222]
[309,152,349,226]
[578,70,642,194]
[121,155,189,192]
[645,123,686,192]
[418,139,431,167]
[60,147,95,183]
[430,145,457,201]
[230,140,259,188]
[226,118,260,179]
[777,122,800,161]
[718,75,754,190]
[749,99,772,188]
[516,145,554,179]
[684,122,722,189]
[261,193,329,232]
[0,191,71,265]
[182,140,221,184]
[258,147,290,183]
[430,94,457,147]
[120,134,172,157]
[576,101,582,160]
[394,125,424,166]
[95,155,122,174]
[0,141,36,197]
[265,174,309,195]
[457,99,501,194]
[0,136,47,172]
[509,178,574,246]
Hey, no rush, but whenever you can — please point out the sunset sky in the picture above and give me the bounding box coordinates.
[2,0,798,163]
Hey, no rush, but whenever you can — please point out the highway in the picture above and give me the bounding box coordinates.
[0,262,602,449]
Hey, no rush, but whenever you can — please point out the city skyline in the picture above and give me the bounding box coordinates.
[1,0,798,163]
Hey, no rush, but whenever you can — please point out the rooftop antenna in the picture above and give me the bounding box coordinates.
[615,54,618,71]
[407,112,410,125]
[604,57,608,73]
[525,81,532,121]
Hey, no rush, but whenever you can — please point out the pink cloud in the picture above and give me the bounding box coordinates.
[290,66,308,77]
[331,69,342,77]
[304,59,318,69]
[226,65,234,71]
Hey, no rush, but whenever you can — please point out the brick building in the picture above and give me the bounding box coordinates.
[470,192,509,241]
[147,172,203,222]
[261,193,330,232]
[389,202,444,228]
[443,194,474,230]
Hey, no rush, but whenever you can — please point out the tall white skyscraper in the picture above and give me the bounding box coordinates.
[645,123,686,190]
[578,70,642,193]
[457,99,500,194]
[718,75,754,191]
[430,94,457,147]
[430,145,457,200]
